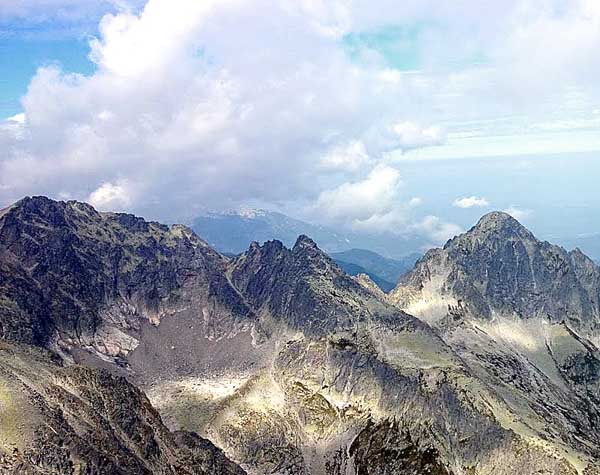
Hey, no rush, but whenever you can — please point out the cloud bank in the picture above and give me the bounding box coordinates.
[2,0,600,243]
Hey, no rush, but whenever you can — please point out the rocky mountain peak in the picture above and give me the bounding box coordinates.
[293,234,319,250]
[474,210,521,229]
[447,211,535,250]
[391,212,600,329]
[230,234,399,335]
[291,234,336,272]
[1,195,71,228]
[0,196,251,349]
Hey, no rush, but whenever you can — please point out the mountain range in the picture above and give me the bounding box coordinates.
[330,248,420,292]
[190,208,426,259]
[0,196,599,474]
[190,209,421,292]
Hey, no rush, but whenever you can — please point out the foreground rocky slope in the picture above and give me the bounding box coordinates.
[0,197,249,474]
[1,197,599,474]
[0,341,244,475]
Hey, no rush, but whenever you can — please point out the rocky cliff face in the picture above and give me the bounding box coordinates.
[388,211,600,473]
[390,211,600,331]
[1,198,600,474]
[0,196,253,365]
[0,341,245,475]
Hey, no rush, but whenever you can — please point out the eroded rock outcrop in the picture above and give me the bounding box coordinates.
[0,342,245,475]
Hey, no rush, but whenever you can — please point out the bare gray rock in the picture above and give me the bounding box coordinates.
[0,342,245,475]
[390,211,600,332]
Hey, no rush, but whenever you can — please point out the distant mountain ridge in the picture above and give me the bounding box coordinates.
[190,208,426,258]
[331,248,420,291]
[333,259,396,291]
[191,209,423,292]
[190,209,351,255]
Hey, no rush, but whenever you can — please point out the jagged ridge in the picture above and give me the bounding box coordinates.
[391,211,600,330]
[0,341,245,475]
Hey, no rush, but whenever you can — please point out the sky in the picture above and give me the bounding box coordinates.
[1,0,600,256]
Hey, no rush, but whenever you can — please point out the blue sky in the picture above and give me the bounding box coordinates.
[0,38,94,117]
[1,0,599,257]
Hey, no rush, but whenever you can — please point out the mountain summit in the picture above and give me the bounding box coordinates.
[391,211,600,330]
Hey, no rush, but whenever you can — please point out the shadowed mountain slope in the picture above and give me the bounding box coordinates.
[0,196,254,362]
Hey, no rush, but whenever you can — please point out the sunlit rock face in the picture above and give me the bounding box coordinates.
[1,197,600,474]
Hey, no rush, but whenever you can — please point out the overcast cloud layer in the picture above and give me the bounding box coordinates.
[2,0,600,245]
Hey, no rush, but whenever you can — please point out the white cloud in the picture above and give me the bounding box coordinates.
[6,113,26,125]
[315,165,403,223]
[1,0,600,243]
[88,180,134,211]
[2,0,452,220]
[453,196,490,208]
[407,197,422,207]
[504,206,532,221]
[312,165,459,241]
[314,165,409,232]
[0,114,27,141]
[319,141,371,172]
[410,215,463,245]
[390,122,446,151]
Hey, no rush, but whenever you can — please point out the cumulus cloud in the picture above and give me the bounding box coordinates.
[390,122,446,151]
[1,0,451,219]
[410,215,463,245]
[504,206,532,221]
[1,0,599,242]
[6,113,26,125]
[319,141,371,172]
[312,166,456,243]
[453,196,490,208]
[315,165,403,224]
[88,180,134,211]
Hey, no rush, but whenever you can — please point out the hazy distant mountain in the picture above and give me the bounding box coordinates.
[190,208,426,258]
[332,259,396,291]
[190,208,351,255]
[331,248,420,292]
